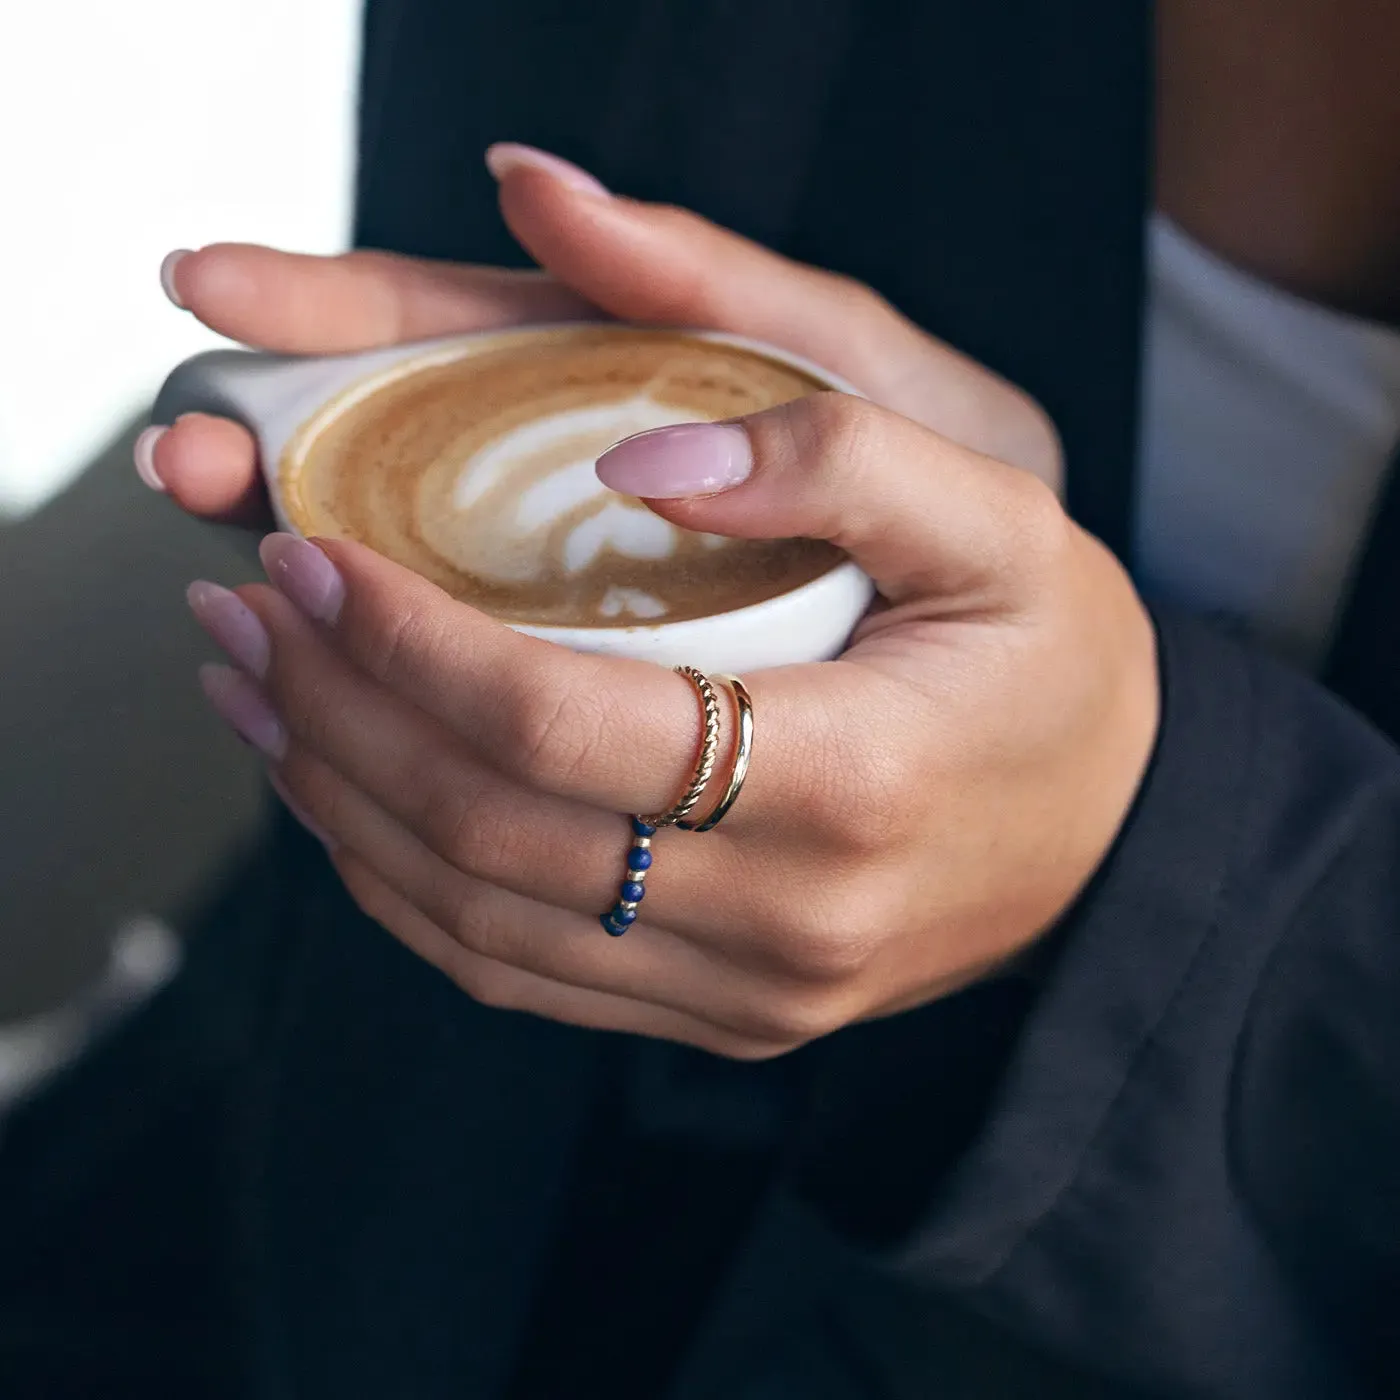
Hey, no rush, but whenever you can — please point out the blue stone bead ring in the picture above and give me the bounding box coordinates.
[601,817,657,936]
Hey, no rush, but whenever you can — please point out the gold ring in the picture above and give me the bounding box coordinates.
[639,665,722,828]
[679,676,753,832]
[601,665,725,936]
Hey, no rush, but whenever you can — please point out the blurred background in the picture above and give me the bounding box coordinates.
[0,2,360,1068]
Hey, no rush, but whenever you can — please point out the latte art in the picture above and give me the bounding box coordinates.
[280,328,844,627]
[420,394,727,614]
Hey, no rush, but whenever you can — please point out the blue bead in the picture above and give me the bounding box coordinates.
[621,881,646,904]
[612,906,638,926]
[627,848,653,871]
[600,913,628,937]
[631,818,657,837]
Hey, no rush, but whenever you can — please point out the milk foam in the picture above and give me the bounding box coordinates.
[422,392,707,618]
[284,328,841,628]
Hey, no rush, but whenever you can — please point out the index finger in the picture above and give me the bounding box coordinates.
[260,533,863,828]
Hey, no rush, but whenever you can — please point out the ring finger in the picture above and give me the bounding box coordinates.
[276,746,797,1043]
[213,583,777,947]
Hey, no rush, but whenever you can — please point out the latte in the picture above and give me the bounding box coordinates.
[279,327,844,627]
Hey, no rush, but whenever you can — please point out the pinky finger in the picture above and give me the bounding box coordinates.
[141,413,273,527]
[335,851,789,1062]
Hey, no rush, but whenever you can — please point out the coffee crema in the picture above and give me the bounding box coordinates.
[279,327,844,627]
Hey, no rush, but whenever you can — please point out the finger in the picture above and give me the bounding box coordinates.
[491,148,894,397]
[487,145,1060,483]
[165,245,597,355]
[276,748,800,1041]
[144,413,271,526]
[336,851,785,1058]
[227,579,790,945]
[595,394,1068,608]
[259,533,889,832]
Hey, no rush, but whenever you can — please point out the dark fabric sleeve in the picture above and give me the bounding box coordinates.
[1231,796,1400,1391]
[795,611,1400,1399]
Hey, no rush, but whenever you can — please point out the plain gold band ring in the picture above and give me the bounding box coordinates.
[679,675,753,833]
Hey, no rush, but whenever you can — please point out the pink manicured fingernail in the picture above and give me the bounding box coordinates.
[484,142,609,197]
[199,663,286,759]
[160,249,192,309]
[596,423,753,498]
[186,581,270,679]
[267,771,337,852]
[134,425,168,492]
[260,533,346,623]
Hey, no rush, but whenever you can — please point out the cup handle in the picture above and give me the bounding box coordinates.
[151,349,350,432]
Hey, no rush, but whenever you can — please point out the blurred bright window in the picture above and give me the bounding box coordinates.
[0,1,362,516]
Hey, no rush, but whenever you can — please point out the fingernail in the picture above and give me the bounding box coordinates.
[596,423,753,498]
[186,581,270,680]
[267,772,337,852]
[199,663,286,759]
[260,533,346,623]
[485,142,609,197]
[133,425,168,492]
[160,249,192,309]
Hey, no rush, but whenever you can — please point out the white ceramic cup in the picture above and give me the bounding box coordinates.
[151,326,875,674]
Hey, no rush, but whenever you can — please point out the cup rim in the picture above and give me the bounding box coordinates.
[513,555,871,644]
[272,323,871,641]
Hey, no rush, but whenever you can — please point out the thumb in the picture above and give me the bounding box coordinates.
[594,394,1064,606]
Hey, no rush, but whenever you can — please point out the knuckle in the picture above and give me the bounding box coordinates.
[302,772,356,843]
[822,743,912,857]
[457,961,522,1012]
[498,674,606,790]
[818,271,900,349]
[416,775,483,870]
[442,883,510,962]
[637,205,732,322]
[794,696,917,857]
[793,389,882,464]
[647,202,710,239]
[759,391,885,517]
[766,890,881,985]
[336,249,416,342]
[793,924,878,984]
[347,886,397,941]
[707,1033,801,1063]
[1005,391,1065,489]
[1000,468,1071,571]
[820,269,881,315]
[461,809,533,887]
[338,862,391,929]
[746,985,852,1045]
[357,599,437,688]
[288,671,341,756]
[416,774,531,888]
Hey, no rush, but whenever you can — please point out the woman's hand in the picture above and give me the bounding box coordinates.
[189,393,1158,1059]
[141,143,1061,523]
